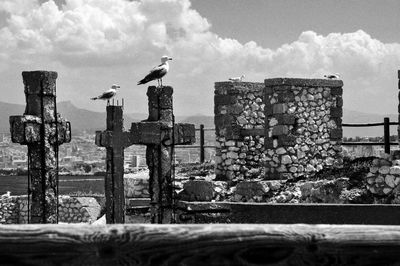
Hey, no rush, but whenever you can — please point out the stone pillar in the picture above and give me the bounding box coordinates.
[96,104,137,224]
[9,71,71,223]
[146,86,174,224]
[214,82,266,181]
[264,78,343,180]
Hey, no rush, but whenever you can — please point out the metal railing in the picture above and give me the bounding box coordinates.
[175,125,215,163]
[175,117,400,163]
[342,117,398,154]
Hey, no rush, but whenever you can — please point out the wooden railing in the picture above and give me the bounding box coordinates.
[1,224,400,265]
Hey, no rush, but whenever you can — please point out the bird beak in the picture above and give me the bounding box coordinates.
[168,57,172,60]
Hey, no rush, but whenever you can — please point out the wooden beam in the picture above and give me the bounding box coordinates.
[177,202,400,225]
[1,224,400,265]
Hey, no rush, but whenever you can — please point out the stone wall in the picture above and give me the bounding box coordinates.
[214,82,265,180]
[0,195,100,224]
[214,79,343,181]
[366,155,400,200]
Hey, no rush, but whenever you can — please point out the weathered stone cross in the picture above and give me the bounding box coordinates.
[96,86,195,224]
[9,71,71,223]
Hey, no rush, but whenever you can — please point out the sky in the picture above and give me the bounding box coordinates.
[0,0,399,116]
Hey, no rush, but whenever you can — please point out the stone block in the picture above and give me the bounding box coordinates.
[276,114,296,125]
[264,139,274,149]
[272,104,287,114]
[330,129,343,140]
[229,103,244,115]
[264,78,343,88]
[240,128,265,136]
[333,117,342,127]
[272,125,288,136]
[331,87,343,95]
[278,135,296,146]
[10,115,42,144]
[265,86,273,95]
[180,180,214,201]
[23,71,57,96]
[330,107,343,118]
[234,181,270,200]
[264,104,273,116]
[130,122,162,144]
[174,123,196,145]
[277,91,295,102]
[214,95,235,106]
[336,97,343,107]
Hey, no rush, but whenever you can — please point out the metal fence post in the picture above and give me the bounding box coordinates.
[200,124,205,163]
[384,117,390,154]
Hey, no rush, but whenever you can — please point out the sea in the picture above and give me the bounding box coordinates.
[0,175,105,196]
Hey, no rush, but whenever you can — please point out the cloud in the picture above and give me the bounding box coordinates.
[0,0,399,116]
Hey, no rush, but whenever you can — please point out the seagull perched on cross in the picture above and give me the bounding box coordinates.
[137,56,172,87]
[91,84,120,103]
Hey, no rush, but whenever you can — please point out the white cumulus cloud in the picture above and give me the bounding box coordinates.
[0,0,399,116]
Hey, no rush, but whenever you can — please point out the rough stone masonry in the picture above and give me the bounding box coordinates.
[214,78,343,181]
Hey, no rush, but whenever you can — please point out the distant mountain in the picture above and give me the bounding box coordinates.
[0,101,138,134]
[0,101,397,137]
[177,114,214,128]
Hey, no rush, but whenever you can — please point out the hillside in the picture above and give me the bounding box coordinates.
[0,101,397,137]
[0,101,138,134]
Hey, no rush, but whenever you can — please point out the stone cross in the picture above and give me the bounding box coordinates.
[95,104,134,224]
[96,86,195,224]
[9,71,71,223]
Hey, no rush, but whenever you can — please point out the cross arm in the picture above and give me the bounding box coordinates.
[10,115,71,145]
[129,122,195,145]
[95,130,134,148]
[10,115,42,144]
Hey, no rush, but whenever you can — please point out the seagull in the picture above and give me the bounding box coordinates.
[1,191,10,198]
[229,75,245,82]
[90,84,120,101]
[324,73,340,79]
[137,56,172,87]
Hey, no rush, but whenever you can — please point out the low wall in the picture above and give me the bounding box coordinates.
[0,195,100,224]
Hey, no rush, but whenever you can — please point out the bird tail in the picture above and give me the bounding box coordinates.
[137,77,150,85]
[90,97,98,100]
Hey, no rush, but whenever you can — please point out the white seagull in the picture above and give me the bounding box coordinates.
[137,56,172,87]
[1,191,10,198]
[324,73,340,79]
[91,84,120,101]
[229,75,245,82]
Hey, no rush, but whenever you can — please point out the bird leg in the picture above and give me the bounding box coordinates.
[107,99,110,106]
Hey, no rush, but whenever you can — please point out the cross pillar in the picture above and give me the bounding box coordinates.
[9,71,71,223]
[131,86,195,223]
[95,105,133,224]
